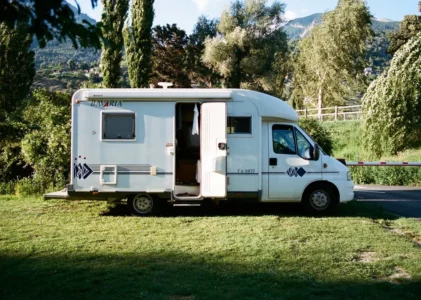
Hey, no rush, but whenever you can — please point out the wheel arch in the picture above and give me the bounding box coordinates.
[301,180,340,204]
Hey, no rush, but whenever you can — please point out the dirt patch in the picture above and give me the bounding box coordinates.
[388,267,412,284]
[358,251,379,263]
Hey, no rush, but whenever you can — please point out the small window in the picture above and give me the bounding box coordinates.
[102,113,135,140]
[272,125,296,155]
[227,117,251,134]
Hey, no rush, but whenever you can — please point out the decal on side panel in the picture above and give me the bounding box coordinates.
[286,167,306,178]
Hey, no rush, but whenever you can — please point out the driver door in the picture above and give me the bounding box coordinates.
[268,124,322,200]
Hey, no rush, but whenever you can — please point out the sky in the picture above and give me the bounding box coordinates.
[69,0,420,34]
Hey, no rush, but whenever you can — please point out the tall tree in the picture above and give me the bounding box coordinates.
[292,0,372,112]
[202,0,288,92]
[388,15,421,55]
[0,0,101,48]
[187,16,220,88]
[100,0,129,88]
[362,32,421,157]
[150,24,191,88]
[0,15,35,122]
[123,0,155,88]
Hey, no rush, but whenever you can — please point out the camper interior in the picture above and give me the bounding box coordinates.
[174,103,201,197]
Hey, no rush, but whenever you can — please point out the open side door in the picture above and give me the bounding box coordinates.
[200,102,227,198]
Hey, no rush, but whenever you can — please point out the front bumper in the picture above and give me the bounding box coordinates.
[335,180,355,203]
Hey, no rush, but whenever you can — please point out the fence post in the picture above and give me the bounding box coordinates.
[304,108,307,118]
[335,106,338,121]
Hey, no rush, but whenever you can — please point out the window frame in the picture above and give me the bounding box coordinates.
[227,116,252,136]
[100,111,137,142]
[294,128,314,160]
[271,124,297,155]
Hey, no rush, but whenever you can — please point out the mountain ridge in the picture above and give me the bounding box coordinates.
[284,13,399,40]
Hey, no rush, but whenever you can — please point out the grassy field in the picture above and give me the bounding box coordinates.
[1,196,421,299]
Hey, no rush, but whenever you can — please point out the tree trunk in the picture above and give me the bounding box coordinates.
[318,87,323,120]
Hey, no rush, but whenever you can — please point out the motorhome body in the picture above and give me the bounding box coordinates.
[45,89,354,215]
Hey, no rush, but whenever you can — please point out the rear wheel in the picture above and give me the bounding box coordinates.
[303,184,337,214]
[128,194,162,216]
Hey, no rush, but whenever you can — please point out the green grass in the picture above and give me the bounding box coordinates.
[1,196,421,299]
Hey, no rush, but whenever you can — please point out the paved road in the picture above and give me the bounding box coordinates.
[355,185,421,218]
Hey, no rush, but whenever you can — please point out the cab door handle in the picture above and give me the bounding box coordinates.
[269,158,277,166]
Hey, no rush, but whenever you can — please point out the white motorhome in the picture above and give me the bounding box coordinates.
[45,88,354,215]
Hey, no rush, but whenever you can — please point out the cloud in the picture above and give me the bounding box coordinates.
[284,10,298,21]
[193,0,211,12]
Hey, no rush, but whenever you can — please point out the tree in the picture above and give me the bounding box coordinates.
[0,0,101,48]
[100,0,129,88]
[123,0,155,88]
[187,16,220,88]
[362,32,421,157]
[67,59,76,70]
[202,0,288,93]
[291,0,372,112]
[20,89,71,191]
[388,15,421,55]
[150,24,191,88]
[0,16,35,122]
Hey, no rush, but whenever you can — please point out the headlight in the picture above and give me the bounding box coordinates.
[347,171,352,181]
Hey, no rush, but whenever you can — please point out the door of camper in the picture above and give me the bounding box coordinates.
[200,103,227,198]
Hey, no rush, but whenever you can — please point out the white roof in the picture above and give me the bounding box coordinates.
[75,88,298,122]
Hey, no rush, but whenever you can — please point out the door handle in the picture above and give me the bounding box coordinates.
[269,158,277,166]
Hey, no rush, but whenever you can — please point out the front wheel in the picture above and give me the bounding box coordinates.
[303,184,337,214]
[128,194,162,216]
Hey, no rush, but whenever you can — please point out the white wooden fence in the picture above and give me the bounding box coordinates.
[297,105,362,121]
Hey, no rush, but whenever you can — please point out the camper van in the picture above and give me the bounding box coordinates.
[45,88,354,215]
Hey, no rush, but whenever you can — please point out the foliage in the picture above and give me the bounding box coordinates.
[100,0,128,88]
[202,0,288,93]
[298,118,333,155]
[0,0,101,48]
[187,16,221,88]
[123,0,155,88]
[351,166,421,186]
[0,16,35,121]
[150,24,191,87]
[292,0,373,109]
[20,89,71,193]
[362,32,421,157]
[365,31,393,75]
[388,15,421,55]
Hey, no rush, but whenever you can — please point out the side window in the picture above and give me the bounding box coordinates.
[295,129,312,159]
[227,117,251,134]
[102,112,135,140]
[272,125,296,154]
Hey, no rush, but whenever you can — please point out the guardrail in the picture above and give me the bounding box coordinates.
[297,105,362,121]
[346,162,421,167]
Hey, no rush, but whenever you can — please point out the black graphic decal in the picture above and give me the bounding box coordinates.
[286,167,306,178]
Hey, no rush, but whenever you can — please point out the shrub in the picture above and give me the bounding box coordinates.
[0,181,15,195]
[298,118,333,155]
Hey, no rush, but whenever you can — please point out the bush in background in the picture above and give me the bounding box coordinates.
[298,118,333,155]
[20,89,71,194]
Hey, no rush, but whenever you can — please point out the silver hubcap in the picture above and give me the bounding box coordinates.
[133,195,153,213]
[310,190,330,210]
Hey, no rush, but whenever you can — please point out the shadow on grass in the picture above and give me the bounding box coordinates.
[1,251,420,299]
[101,200,397,221]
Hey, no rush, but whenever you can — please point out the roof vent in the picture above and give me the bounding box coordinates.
[158,82,173,89]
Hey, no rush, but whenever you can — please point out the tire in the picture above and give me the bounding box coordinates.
[303,183,337,214]
[128,194,162,216]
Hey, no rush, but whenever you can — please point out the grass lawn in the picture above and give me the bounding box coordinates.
[1,196,421,299]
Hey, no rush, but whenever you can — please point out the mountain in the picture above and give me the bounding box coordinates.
[284,13,399,40]
[32,3,100,69]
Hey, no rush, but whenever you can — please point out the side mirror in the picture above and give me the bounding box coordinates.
[312,144,320,161]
